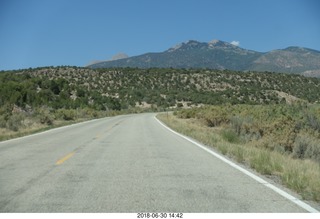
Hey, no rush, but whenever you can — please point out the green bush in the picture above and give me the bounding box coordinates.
[175,108,196,119]
[55,109,77,121]
[221,129,240,143]
[202,106,229,127]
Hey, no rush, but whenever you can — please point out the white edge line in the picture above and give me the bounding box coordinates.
[154,115,319,213]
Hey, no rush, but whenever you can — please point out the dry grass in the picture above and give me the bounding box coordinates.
[157,113,320,202]
[0,117,86,142]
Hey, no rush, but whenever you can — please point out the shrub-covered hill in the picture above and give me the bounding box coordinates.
[1,66,320,111]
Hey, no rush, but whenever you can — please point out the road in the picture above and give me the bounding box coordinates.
[0,113,317,212]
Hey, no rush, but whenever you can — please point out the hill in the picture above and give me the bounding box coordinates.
[1,66,320,113]
[88,40,320,77]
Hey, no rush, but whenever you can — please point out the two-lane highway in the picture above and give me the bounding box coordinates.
[0,113,317,212]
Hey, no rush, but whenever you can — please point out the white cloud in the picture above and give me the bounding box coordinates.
[231,41,240,46]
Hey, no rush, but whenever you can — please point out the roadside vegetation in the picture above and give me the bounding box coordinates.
[157,104,320,202]
[0,106,123,141]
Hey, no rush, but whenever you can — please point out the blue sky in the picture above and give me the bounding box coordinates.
[0,0,319,70]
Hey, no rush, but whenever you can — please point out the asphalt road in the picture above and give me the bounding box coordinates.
[0,113,317,212]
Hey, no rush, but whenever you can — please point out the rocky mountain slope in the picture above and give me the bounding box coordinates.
[88,40,320,77]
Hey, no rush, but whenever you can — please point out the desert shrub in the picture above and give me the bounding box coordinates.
[7,113,24,131]
[293,135,309,159]
[0,115,7,128]
[55,109,76,121]
[0,105,12,128]
[176,108,196,119]
[305,143,320,163]
[39,113,54,125]
[293,135,320,163]
[229,116,262,141]
[177,103,183,108]
[37,107,55,125]
[202,106,229,127]
[230,116,246,135]
[305,111,320,132]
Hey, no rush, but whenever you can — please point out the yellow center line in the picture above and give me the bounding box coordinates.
[56,152,75,165]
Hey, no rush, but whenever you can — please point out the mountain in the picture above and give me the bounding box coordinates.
[250,47,320,75]
[88,40,261,69]
[87,40,320,76]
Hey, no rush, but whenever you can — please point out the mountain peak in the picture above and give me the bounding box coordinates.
[208,39,222,45]
[167,40,202,52]
[167,39,230,52]
[185,40,201,44]
[208,39,233,48]
[111,53,129,60]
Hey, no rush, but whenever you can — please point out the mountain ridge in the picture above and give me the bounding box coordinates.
[88,40,320,77]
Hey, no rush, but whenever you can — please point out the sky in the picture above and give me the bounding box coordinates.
[0,0,319,70]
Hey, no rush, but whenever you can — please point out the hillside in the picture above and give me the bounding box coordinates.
[1,67,320,113]
[88,40,320,77]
